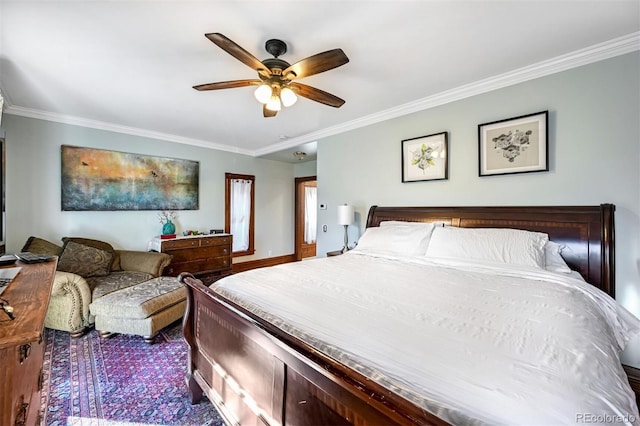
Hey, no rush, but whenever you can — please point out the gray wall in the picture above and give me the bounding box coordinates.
[316,52,640,364]
[3,115,295,261]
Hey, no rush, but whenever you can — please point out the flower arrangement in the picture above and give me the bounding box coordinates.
[158,210,178,224]
[158,211,178,236]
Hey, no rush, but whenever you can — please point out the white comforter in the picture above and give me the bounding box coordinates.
[212,251,640,425]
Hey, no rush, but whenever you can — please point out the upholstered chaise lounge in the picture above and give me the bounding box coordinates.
[22,236,172,338]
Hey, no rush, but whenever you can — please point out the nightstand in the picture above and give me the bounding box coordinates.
[326,250,343,257]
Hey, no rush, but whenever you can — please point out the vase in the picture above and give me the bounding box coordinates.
[162,220,176,235]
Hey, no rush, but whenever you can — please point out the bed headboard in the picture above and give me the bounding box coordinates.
[366,204,615,297]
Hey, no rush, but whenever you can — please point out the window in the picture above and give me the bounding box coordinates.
[225,173,255,256]
[304,185,317,244]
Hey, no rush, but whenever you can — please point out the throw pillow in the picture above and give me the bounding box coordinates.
[21,236,62,256]
[57,241,114,278]
[61,237,121,271]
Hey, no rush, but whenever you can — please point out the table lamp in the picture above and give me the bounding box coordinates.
[337,204,355,253]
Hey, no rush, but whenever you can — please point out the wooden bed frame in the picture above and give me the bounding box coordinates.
[180,204,615,425]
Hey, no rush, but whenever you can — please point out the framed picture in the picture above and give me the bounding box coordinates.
[401,132,448,182]
[61,145,199,211]
[478,110,548,176]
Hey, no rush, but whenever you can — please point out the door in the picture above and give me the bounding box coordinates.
[294,176,317,260]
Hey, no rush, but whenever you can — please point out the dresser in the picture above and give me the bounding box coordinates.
[0,259,56,426]
[150,234,232,284]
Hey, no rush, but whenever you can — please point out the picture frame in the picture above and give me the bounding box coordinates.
[401,131,448,182]
[478,110,548,176]
[61,145,199,211]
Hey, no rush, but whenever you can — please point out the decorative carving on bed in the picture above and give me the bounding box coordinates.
[366,204,615,297]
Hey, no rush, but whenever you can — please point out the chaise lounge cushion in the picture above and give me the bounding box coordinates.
[89,270,155,299]
[57,240,114,278]
[90,276,185,320]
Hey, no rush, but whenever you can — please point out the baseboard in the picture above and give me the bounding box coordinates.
[623,364,640,406]
[232,254,296,274]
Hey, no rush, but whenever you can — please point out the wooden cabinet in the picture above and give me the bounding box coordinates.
[0,260,56,426]
[153,234,232,284]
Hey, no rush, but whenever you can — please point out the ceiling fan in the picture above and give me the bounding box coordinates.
[193,33,349,118]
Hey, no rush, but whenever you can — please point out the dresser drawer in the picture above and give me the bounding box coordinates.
[200,236,232,247]
[162,238,200,250]
[165,257,231,276]
[167,245,230,262]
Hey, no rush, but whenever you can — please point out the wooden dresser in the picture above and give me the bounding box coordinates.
[151,234,232,284]
[0,259,56,426]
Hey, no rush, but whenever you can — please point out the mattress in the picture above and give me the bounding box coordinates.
[211,251,640,425]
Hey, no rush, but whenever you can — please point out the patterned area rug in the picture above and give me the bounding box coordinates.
[40,321,224,426]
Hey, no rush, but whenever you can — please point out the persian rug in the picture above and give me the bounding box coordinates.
[40,321,224,426]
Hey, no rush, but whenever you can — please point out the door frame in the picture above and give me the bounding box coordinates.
[294,176,317,261]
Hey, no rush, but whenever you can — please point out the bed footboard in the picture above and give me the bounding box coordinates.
[179,273,447,426]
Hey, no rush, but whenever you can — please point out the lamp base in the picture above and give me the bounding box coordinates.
[341,224,350,254]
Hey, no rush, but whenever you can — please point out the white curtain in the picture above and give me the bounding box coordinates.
[304,186,317,244]
[231,179,252,251]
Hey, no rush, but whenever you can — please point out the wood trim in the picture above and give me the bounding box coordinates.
[294,176,317,261]
[232,254,296,274]
[624,365,640,407]
[225,173,255,256]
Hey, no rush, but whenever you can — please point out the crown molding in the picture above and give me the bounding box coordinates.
[3,105,254,156]
[4,32,638,158]
[255,31,640,156]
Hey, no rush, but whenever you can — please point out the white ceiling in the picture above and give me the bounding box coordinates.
[1,1,638,163]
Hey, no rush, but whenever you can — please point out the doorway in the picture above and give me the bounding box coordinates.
[294,176,317,260]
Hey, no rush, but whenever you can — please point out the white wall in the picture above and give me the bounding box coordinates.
[294,159,317,178]
[3,115,295,261]
[316,52,640,364]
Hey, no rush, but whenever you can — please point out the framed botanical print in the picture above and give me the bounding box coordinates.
[478,110,548,176]
[401,132,448,182]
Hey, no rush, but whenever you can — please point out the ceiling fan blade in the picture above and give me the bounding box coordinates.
[193,79,262,91]
[289,82,345,108]
[263,105,278,118]
[205,33,271,77]
[283,49,349,80]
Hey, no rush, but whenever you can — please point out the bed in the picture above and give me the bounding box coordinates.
[180,204,639,425]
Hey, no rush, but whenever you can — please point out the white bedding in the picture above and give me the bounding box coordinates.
[211,251,640,425]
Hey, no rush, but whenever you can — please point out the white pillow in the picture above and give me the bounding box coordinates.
[544,241,572,273]
[425,226,549,269]
[354,223,436,256]
[380,220,437,228]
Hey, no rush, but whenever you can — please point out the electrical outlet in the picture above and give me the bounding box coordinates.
[322,224,328,232]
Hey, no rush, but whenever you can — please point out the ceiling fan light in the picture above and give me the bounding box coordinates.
[266,95,281,111]
[254,84,272,104]
[280,87,298,107]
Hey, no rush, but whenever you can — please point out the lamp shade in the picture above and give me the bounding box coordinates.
[337,204,354,226]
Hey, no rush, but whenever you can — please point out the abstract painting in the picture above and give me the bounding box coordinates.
[61,145,199,211]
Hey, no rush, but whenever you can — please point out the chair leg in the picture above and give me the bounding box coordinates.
[98,330,115,339]
[143,334,157,344]
[69,328,87,338]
